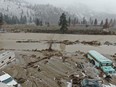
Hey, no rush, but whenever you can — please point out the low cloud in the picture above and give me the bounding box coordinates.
[26,0,116,14]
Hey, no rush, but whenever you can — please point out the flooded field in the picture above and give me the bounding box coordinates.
[0,33,116,87]
[0,33,116,55]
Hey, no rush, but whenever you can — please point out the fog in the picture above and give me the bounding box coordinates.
[26,0,116,14]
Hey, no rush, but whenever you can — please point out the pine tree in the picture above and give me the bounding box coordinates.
[82,17,87,25]
[20,15,27,24]
[20,15,23,24]
[103,18,109,29]
[68,17,71,26]
[0,13,3,29]
[35,18,40,26]
[29,17,32,23]
[23,16,27,24]
[47,22,50,27]
[11,16,19,24]
[76,18,79,24]
[73,18,77,26]
[94,18,98,25]
[4,14,9,24]
[40,20,43,26]
[89,17,93,25]
[59,13,68,33]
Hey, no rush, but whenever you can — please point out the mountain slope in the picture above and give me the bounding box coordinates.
[28,4,74,24]
[0,0,34,18]
[63,3,116,21]
[0,0,74,24]
[0,0,116,24]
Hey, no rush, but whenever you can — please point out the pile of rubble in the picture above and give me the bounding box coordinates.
[46,40,77,45]
[111,53,116,64]
[104,41,116,46]
[46,40,101,46]
[81,41,101,46]
[1,49,116,87]
[16,39,40,43]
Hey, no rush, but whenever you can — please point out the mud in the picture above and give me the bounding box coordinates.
[0,33,116,87]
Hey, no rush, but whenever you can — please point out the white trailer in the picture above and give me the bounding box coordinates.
[0,51,16,69]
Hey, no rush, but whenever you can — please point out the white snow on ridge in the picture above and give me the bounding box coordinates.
[0,0,69,24]
[0,0,116,23]
[0,0,34,18]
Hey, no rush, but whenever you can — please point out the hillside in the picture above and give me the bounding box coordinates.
[63,3,116,21]
[0,0,116,25]
[0,0,73,24]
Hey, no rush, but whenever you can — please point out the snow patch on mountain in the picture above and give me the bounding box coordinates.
[0,0,35,19]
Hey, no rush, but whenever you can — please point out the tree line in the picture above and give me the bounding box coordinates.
[59,13,116,33]
[0,12,50,27]
[67,17,116,28]
[0,12,115,28]
[0,12,116,34]
[0,13,29,24]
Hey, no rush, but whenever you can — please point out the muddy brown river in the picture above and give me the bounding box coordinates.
[0,33,116,55]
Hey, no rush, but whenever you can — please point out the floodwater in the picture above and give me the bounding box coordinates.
[1,33,116,87]
[0,33,116,55]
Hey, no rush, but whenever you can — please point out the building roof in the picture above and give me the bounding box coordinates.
[88,50,112,64]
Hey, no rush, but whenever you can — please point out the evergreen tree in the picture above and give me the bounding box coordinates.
[12,16,19,24]
[76,18,79,24]
[0,13,3,29]
[46,22,50,27]
[20,15,27,24]
[4,14,10,24]
[29,17,32,23]
[20,15,23,24]
[103,18,109,29]
[73,18,77,26]
[100,20,103,26]
[68,17,71,26]
[82,17,87,25]
[59,13,68,33]
[3,15,20,24]
[94,18,98,25]
[40,20,43,26]
[89,17,93,25]
[35,18,40,26]
[24,16,27,24]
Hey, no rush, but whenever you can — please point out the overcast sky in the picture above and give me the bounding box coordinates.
[26,0,116,13]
